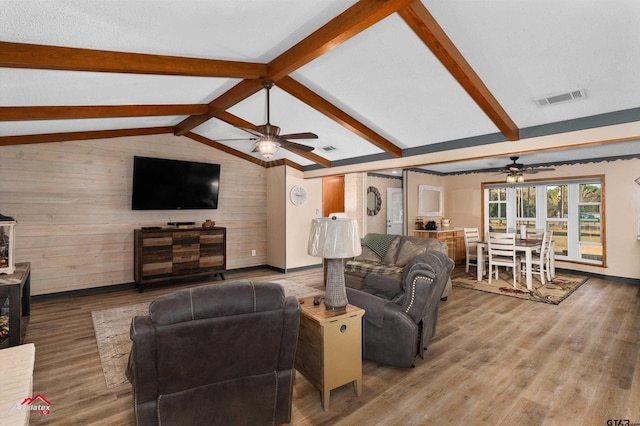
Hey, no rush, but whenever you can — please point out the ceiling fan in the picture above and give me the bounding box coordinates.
[219,80,317,159]
[496,156,556,182]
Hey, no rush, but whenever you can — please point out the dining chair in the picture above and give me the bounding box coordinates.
[463,227,481,273]
[522,230,554,284]
[488,232,520,287]
[526,228,545,240]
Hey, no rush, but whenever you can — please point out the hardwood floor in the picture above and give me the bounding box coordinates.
[24,266,640,425]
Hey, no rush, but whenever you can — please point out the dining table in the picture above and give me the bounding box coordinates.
[476,238,555,290]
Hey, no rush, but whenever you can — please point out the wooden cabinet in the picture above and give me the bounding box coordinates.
[295,296,364,410]
[134,227,225,292]
[0,262,30,348]
[414,228,465,264]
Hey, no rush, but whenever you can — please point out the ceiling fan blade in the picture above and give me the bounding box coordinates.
[215,137,258,142]
[238,127,265,138]
[523,167,556,174]
[280,139,314,152]
[279,132,318,140]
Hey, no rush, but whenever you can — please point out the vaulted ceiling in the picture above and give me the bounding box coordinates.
[1,0,639,175]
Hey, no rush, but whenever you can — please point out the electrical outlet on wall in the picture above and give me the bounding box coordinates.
[251,249,256,257]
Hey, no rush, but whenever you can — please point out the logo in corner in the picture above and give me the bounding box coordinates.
[15,393,51,415]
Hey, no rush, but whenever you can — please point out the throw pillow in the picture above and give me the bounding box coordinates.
[395,239,427,267]
[354,245,381,263]
[381,237,401,265]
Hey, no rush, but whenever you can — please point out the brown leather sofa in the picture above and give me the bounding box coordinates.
[126,281,300,425]
[344,234,452,299]
[346,250,454,367]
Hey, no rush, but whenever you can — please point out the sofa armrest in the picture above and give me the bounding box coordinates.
[127,316,158,404]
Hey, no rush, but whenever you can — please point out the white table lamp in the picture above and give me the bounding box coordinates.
[308,216,361,310]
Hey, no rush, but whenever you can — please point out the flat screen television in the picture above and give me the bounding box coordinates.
[132,156,221,210]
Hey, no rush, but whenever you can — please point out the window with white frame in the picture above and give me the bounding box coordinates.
[483,177,604,265]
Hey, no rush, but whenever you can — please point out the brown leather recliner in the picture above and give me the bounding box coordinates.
[346,250,454,368]
[126,281,301,425]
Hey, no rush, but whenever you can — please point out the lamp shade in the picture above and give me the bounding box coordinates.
[308,217,361,259]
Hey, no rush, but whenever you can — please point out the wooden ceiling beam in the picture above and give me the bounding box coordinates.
[0,41,267,78]
[265,158,304,171]
[0,127,172,147]
[267,0,416,81]
[277,76,402,158]
[0,105,207,121]
[282,147,332,168]
[215,111,332,168]
[174,79,264,135]
[174,0,415,140]
[216,111,257,131]
[398,1,520,141]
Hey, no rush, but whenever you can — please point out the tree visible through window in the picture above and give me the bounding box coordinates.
[488,188,507,232]
[546,185,568,256]
[516,186,536,229]
[578,183,602,261]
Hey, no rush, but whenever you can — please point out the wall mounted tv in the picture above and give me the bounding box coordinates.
[132,156,221,210]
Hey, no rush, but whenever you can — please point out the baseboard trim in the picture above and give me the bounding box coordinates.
[555,268,640,285]
[32,264,324,300]
[32,282,137,301]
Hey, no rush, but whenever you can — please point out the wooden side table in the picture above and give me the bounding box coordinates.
[0,262,31,347]
[295,296,365,410]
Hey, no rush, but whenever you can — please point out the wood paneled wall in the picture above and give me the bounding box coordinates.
[0,134,267,295]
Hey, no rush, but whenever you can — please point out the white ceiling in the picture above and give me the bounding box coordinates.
[1,0,639,174]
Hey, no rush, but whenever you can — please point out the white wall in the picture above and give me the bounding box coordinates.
[285,167,323,270]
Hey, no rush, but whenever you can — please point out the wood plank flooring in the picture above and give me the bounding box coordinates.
[23,266,640,425]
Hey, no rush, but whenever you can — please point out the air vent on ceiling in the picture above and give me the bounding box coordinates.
[535,89,586,107]
[321,145,336,152]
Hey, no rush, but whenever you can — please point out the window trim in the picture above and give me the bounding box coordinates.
[481,175,606,267]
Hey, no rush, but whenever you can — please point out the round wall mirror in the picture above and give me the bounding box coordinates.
[366,186,382,216]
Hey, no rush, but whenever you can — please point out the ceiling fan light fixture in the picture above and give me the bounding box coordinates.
[506,172,525,183]
[256,138,280,159]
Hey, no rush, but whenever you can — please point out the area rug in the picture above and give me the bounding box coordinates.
[91,280,321,390]
[451,270,588,305]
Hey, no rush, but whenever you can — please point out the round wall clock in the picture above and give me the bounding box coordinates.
[290,185,307,206]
